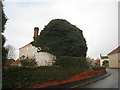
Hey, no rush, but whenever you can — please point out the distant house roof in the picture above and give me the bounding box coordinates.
[11,60,21,66]
[108,46,120,55]
[101,56,108,59]
[100,54,108,59]
[4,59,15,68]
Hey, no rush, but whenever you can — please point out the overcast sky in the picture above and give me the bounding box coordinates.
[3,0,119,60]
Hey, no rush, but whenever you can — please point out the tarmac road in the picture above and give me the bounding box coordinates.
[78,68,119,88]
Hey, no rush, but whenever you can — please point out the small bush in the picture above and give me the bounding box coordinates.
[20,59,37,66]
[92,66,106,71]
[20,56,37,66]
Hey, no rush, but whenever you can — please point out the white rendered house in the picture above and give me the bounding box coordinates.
[19,27,56,66]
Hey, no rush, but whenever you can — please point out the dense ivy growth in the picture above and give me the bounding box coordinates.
[0,1,7,66]
[32,19,87,57]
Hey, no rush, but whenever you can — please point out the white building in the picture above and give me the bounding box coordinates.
[19,27,56,66]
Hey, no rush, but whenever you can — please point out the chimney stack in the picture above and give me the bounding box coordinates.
[34,27,39,40]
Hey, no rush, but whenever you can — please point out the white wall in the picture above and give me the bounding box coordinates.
[19,44,38,58]
[35,52,55,66]
[19,44,56,66]
[100,58,109,66]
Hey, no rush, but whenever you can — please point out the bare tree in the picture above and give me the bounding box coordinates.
[5,45,16,59]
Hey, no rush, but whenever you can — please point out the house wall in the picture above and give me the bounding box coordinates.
[100,58,109,66]
[35,52,55,66]
[19,44,38,58]
[19,44,56,66]
[108,53,120,68]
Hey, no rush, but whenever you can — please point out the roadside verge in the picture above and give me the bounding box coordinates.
[27,69,108,88]
[44,72,111,88]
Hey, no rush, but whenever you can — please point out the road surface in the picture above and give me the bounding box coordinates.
[77,68,119,88]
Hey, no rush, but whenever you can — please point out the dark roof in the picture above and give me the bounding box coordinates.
[7,59,15,61]
[100,54,108,59]
[108,46,120,55]
[11,60,21,66]
[4,59,14,68]
[101,56,108,59]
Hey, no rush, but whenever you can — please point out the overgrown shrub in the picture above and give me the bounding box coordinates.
[32,19,87,57]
